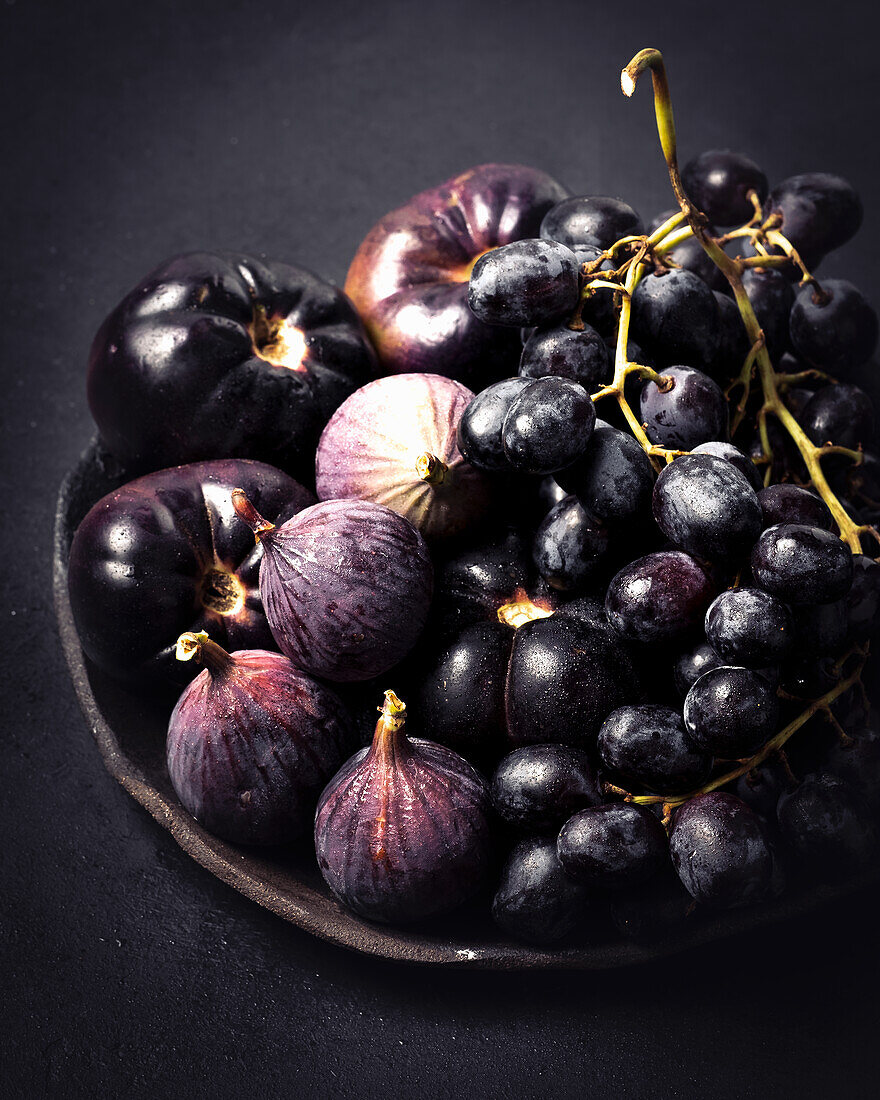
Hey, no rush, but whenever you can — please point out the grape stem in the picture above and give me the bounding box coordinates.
[621,47,868,553]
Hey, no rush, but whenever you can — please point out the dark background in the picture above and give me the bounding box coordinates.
[3,0,879,1095]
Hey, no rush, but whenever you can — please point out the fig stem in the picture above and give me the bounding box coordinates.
[231,488,276,541]
[175,631,233,676]
[415,452,448,486]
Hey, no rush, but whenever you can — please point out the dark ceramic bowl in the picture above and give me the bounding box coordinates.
[54,439,878,968]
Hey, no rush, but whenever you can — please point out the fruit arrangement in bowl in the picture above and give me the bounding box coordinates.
[55,48,880,967]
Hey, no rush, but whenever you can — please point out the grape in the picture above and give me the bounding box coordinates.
[540,195,643,250]
[790,281,879,374]
[691,441,763,492]
[751,523,854,605]
[799,384,875,455]
[571,243,618,333]
[669,792,773,908]
[789,599,848,657]
[536,476,568,516]
[741,268,794,363]
[757,484,834,531]
[598,704,712,795]
[648,209,728,292]
[673,642,724,698]
[605,550,716,644]
[557,803,668,889]
[681,150,768,226]
[554,419,655,524]
[846,554,880,641]
[780,655,841,700]
[704,587,794,668]
[734,761,791,821]
[502,376,596,474]
[631,269,721,367]
[532,495,610,591]
[709,291,749,378]
[457,377,532,471]
[640,365,729,450]
[765,173,863,270]
[652,454,762,561]
[823,718,880,814]
[468,239,580,327]
[683,665,779,757]
[492,837,591,945]
[519,322,611,388]
[490,744,600,833]
[777,773,876,873]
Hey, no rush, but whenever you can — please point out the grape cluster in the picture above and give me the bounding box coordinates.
[449,107,880,944]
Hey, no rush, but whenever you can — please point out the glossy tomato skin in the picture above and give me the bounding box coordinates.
[67,459,314,682]
[87,252,377,480]
[344,164,569,390]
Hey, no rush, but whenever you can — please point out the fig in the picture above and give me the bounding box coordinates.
[87,252,376,479]
[315,373,492,540]
[344,163,569,389]
[167,633,354,844]
[314,691,494,924]
[67,458,314,682]
[232,492,433,682]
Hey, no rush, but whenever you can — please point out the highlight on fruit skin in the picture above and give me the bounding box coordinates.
[313,691,495,924]
[166,633,355,846]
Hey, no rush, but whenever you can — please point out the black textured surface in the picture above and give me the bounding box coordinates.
[3,0,880,1096]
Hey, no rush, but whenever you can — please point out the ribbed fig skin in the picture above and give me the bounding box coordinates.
[259,499,433,681]
[315,373,492,539]
[167,650,354,845]
[314,736,494,924]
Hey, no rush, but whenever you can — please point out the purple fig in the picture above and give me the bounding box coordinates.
[166,632,354,844]
[232,491,433,682]
[315,373,493,540]
[314,691,495,924]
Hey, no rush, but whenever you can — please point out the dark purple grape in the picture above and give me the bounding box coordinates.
[705,587,794,668]
[536,476,568,515]
[683,666,779,757]
[554,420,655,524]
[631,269,721,367]
[734,762,791,822]
[709,292,749,378]
[502,376,596,474]
[519,322,611,388]
[790,281,878,374]
[777,773,876,873]
[314,692,494,924]
[598,704,712,795]
[669,792,773,907]
[823,719,880,814]
[790,599,848,657]
[492,837,591,945]
[457,377,532,471]
[557,803,668,890]
[691,441,763,492]
[765,173,863,270]
[606,551,717,644]
[419,621,512,765]
[780,655,841,700]
[798,382,875,451]
[506,614,642,750]
[491,744,600,833]
[757,484,834,531]
[540,195,643,250]
[751,523,853,605]
[640,366,729,450]
[682,150,768,226]
[741,268,794,363]
[532,496,610,591]
[648,209,728,293]
[468,239,580,328]
[847,554,880,641]
[673,642,724,698]
[652,454,762,561]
